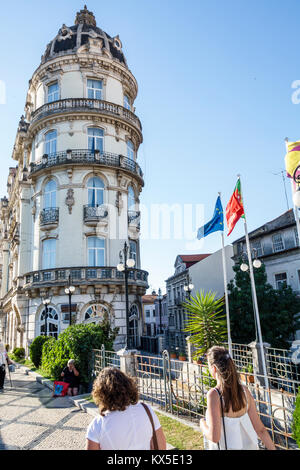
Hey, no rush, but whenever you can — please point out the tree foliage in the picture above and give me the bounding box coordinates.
[29,335,52,368]
[41,319,119,383]
[228,262,300,348]
[183,290,227,357]
[293,388,300,447]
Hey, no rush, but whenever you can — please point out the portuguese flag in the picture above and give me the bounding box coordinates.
[226,178,245,236]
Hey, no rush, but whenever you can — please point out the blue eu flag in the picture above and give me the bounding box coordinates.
[197,196,224,240]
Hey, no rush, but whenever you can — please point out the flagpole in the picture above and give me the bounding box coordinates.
[238,175,270,393]
[285,138,300,247]
[219,192,232,356]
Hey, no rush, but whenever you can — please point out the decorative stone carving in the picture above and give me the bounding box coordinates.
[65,188,75,214]
[31,200,36,220]
[116,191,123,215]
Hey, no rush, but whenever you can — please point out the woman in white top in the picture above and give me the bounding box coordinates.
[0,341,14,392]
[86,367,167,450]
[200,346,276,450]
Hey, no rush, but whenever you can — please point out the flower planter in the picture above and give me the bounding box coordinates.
[179,356,187,361]
[170,353,177,359]
[240,373,255,384]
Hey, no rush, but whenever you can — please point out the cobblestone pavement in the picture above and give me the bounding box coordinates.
[0,369,94,450]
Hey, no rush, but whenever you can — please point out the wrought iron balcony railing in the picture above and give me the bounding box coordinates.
[30,98,142,132]
[83,204,108,222]
[128,210,141,224]
[29,149,143,180]
[39,208,59,226]
[23,266,149,288]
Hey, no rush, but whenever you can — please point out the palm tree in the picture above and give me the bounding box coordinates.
[183,290,227,358]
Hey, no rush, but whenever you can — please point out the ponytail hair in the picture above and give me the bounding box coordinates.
[207,346,246,413]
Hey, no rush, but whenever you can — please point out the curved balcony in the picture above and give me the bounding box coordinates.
[128,210,141,231]
[39,208,59,230]
[83,204,108,226]
[30,98,142,133]
[23,266,149,292]
[29,149,144,182]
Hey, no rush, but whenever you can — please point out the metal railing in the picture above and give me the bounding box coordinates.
[39,207,59,226]
[30,98,142,132]
[83,204,108,222]
[93,346,121,376]
[92,345,300,450]
[29,149,143,179]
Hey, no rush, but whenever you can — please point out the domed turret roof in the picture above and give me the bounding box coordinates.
[41,6,127,67]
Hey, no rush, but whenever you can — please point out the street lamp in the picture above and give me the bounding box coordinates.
[65,275,75,326]
[157,288,163,334]
[42,298,50,336]
[240,248,262,272]
[117,241,135,349]
[184,273,194,300]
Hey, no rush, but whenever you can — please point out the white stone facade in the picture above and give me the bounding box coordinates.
[0,7,148,354]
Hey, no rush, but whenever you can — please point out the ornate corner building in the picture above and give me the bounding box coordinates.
[0,6,148,352]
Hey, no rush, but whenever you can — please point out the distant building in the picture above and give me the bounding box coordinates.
[154,294,168,334]
[165,254,211,353]
[232,209,300,294]
[142,293,157,337]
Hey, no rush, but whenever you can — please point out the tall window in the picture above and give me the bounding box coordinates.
[88,237,105,267]
[47,82,59,103]
[39,306,59,338]
[129,240,137,263]
[42,239,56,269]
[87,177,104,207]
[44,180,57,208]
[295,228,299,247]
[128,186,135,210]
[87,79,103,100]
[44,130,57,155]
[251,239,263,257]
[127,140,135,160]
[275,272,287,289]
[124,94,131,110]
[272,233,284,253]
[88,128,104,153]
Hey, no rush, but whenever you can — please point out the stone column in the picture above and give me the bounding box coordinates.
[117,348,137,377]
[248,341,270,386]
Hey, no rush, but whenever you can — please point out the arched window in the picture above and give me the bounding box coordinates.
[88,128,104,153]
[39,306,59,339]
[88,237,105,267]
[127,140,135,160]
[83,304,109,324]
[44,180,57,208]
[42,239,56,269]
[128,186,135,210]
[44,130,57,155]
[87,177,104,207]
[129,304,139,348]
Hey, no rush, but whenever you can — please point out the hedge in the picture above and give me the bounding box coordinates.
[29,335,52,368]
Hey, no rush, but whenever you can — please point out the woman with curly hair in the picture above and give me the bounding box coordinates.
[200,346,275,450]
[86,367,166,450]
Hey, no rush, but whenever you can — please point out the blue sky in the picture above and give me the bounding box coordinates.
[0,0,299,293]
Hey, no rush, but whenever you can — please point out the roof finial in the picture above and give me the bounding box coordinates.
[75,5,96,26]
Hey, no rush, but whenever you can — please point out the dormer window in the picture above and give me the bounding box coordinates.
[47,82,59,103]
[87,79,103,100]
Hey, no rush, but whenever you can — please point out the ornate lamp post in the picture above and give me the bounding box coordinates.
[65,275,75,326]
[157,288,163,334]
[117,241,135,348]
[240,248,262,272]
[184,273,194,300]
[42,298,51,336]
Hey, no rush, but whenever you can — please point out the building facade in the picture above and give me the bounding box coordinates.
[165,254,211,353]
[0,7,148,353]
[232,209,300,294]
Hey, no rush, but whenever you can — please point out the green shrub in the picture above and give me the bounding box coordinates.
[29,335,52,368]
[5,344,9,352]
[41,321,119,384]
[12,347,25,361]
[293,388,300,447]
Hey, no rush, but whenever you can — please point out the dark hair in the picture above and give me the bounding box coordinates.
[207,346,246,413]
[92,367,139,416]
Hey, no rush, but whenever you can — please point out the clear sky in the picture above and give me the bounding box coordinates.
[0,0,299,294]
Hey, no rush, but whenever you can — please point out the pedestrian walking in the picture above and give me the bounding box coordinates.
[86,367,167,450]
[0,341,14,393]
[60,359,80,396]
[200,346,276,450]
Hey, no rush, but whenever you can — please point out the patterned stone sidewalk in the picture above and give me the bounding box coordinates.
[0,369,93,450]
